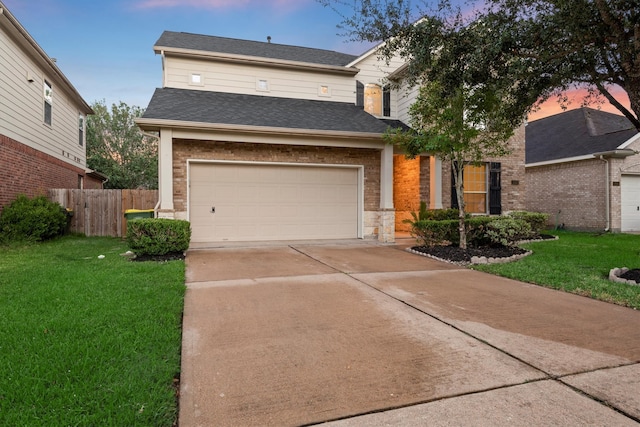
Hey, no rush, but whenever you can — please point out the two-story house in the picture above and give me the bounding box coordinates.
[0,1,98,210]
[137,31,525,243]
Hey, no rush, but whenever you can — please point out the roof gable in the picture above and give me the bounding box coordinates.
[526,107,638,164]
[141,87,391,135]
[155,31,359,68]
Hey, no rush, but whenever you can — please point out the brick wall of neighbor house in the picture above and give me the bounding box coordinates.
[441,125,527,213]
[526,159,607,230]
[172,139,381,213]
[0,134,84,209]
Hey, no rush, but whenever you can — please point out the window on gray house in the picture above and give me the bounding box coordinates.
[44,80,52,126]
[78,114,84,146]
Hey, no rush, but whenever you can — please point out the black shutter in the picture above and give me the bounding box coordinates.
[489,162,502,215]
[383,86,391,117]
[356,81,364,108]
[451,163,459,209]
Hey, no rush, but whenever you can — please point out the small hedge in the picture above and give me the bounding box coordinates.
[406,208,549,248]
[507,211,549,235]
[127,218,191,256]
[485,217,533,247]
[0,194,67,242]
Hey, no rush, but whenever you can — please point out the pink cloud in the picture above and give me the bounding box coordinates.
[528,86,631,122]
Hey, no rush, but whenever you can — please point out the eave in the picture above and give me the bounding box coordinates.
[154,46,360,76]
[0,3,93,114]
[135,117,385,142]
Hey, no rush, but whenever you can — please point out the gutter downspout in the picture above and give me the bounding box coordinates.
[599,155,610,232]
[141,131,162,217]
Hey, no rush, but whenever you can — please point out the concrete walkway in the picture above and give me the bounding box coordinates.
[180,240,640,426]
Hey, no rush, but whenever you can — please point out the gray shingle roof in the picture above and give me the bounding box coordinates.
[526,107,638,164]
[155,31,358,67]
[142,87,392,134]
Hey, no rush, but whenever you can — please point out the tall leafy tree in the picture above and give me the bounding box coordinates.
[87,101,158,189]
[321,0,640,129]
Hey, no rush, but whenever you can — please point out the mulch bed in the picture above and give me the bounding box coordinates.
[409,234,557,264]
[620,269,640,283]
[411,244,528,263]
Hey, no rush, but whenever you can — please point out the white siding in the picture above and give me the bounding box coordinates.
[352,52,405,119]
[0,26,86,167]
[397,80,419,125]
[163,56,356,103]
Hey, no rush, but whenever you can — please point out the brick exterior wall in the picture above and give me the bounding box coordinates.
[0,133,85,210]
[526,158,607,231]
[441,124,527,213]
[172,139,381,214]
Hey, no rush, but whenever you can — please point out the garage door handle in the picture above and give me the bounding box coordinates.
[211,206,215,213]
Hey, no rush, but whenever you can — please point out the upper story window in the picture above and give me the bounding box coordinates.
[364,84,382,116]
[190,73,203,86]
[256,79,269,92]
[356,81,391,117]
[78,114,85,146]
[44,80,52,126]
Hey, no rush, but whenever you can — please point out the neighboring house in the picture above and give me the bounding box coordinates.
[526,107,640,232]
[137,31,525,243]
[0,2,98,210]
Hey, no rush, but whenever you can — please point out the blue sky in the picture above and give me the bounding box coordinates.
[3,0,629,119]
[3,0,376,108]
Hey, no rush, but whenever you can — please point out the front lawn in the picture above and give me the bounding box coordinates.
[473,230,640,310]
[0,236,185,426]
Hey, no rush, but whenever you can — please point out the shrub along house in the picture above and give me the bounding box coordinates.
[0,1,99,211]
[526,107,640,232]
[136,31,526,244]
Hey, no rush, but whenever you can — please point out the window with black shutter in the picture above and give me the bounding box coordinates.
[383,85,391,117]
[489,162,502,215]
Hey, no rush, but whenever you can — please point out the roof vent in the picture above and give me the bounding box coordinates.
[267,36,271,43]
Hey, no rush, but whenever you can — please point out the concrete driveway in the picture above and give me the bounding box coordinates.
[180,240,640,426]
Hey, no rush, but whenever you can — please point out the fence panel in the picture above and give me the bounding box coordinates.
[48,189,158,237]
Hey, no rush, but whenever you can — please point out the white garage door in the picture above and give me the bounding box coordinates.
[189,162,360,242]
[621,175,640,231]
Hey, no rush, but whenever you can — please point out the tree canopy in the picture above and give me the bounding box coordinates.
[321,0,640,130]
[87,101,158,189]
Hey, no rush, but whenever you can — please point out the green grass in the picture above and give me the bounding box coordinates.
[473,230,640,309]
[0,236,185,426]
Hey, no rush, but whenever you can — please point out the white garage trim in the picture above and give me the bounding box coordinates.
[621,174,640,232]
[187,159,364,242]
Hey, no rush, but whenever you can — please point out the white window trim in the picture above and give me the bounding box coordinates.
[256,79,270,92]
[318,85,331,97]
[189,73,204,86]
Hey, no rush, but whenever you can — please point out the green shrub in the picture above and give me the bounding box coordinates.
[409,219,458,246]
[465,216,495,247]
[403,204,460,225]
[508,211,549,234]
[0,194,67,242]
[485,217,533,247]
[127,218,191,256]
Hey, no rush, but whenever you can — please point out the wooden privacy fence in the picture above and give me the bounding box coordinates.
[48,189,158,237]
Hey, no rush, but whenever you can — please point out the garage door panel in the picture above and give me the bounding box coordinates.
[189,163,359,242]
[622,175,640,231]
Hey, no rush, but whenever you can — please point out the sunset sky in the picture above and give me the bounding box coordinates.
[3,0,630,122]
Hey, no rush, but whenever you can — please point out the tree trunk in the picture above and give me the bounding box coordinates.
[453,162,467,249]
